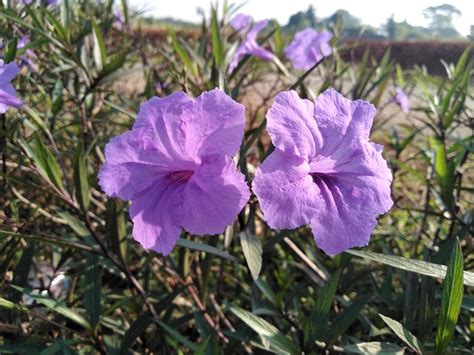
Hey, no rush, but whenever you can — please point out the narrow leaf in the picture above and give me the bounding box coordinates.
[239,231,262,280]
[435,239,464,355]
[176,238,237,262]
[347,250,474,286]
[230,306,298,354]
[11,285,91,330]
[379,314,424,354]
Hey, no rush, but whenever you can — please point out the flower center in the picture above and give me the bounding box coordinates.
[167,170,194,183]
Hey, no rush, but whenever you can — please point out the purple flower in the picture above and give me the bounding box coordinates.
[17,36,37,72]
[285,29,332,71]
[230,13,252,33]
[394,87,409,113]
[0,60,23,113]
[99,89,250,255]
[228,17,275,74]
[252,89,393,255]
[113,9,125,30]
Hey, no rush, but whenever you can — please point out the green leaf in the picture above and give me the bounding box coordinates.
[119,314,154,355]
[4,39,17,64]
[304,269,341,345]
[379,314,424,354]
[57,211,90,238]
[342,342,404,354]
[10,285,91,331]
[106,199,127,263]
[20,135,63,189]
[84,254,102,328]
[176,238,237,262]
[230,306,298,354]
[74,145,90,211]
[171,33,198,77]
[434,141,455,209]
[210,8,224,68]
[347,250,474,287]
[0,297,28,312]
[91,19,107,70]
[194,336,211,355]
[435,238,464,355]
[239,231,262,280]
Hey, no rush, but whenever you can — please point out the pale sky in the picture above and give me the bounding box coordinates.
[129,0,473,36]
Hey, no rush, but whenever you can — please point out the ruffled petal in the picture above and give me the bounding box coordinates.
[310,172,392,255]
[132,92,196,162]
[253,149,320,229]
[129,178,186,255]
[266,90,321,159]
[183,89,246,158]
[98,131,196,200]
[181,154,250,235]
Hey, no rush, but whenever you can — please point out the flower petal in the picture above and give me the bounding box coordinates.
[253,149,320,229]
[284,29,332,70]
[133,92,196,162]
[0,61,20,82]
[184,89,246,158]
[181,154,250,235]
[129,179,185,255]
[266,90,321,159]
[310,173,392,255]
[230,13,252,32]
[98,131,195,200]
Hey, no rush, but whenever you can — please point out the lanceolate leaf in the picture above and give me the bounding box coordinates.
[11,285,91,331]
[304,269,341,345]
[379,314,424,354]
[239,231,262,280]
[347,250,474,287]
[230,306,298,354]
[435,239,464,355]
[176,238,237,262]
[84,254,102,329]
[74,144,90,211]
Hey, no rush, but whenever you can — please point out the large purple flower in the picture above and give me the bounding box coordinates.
[228,16,275,74]
[0,60,22,113]
[252,89,393,255]
[394,87,409,113]
[285,29,332,71]
[99,89,250,255]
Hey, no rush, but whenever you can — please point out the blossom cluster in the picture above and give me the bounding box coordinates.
[100,85,393,256]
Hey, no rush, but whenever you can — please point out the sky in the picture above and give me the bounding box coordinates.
[129,0,473,36]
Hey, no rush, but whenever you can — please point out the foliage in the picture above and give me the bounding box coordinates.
[0,1,472,354]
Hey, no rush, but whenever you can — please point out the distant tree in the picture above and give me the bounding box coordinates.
[423,3,461,38]
[386,15,397,39]
[285,6,318,33]
[468,25,474,41]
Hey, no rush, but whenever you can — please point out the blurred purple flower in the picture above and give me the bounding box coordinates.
[0,60,23,113]
[99,89,250,255]
[228,17,275,74]
[17,36,37,72]
[252,89,393,255]
[230,13,252,33]
[394,87,409,113]
[114,9,125,30]
[21,0,58,5]
[285,29,332,70]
